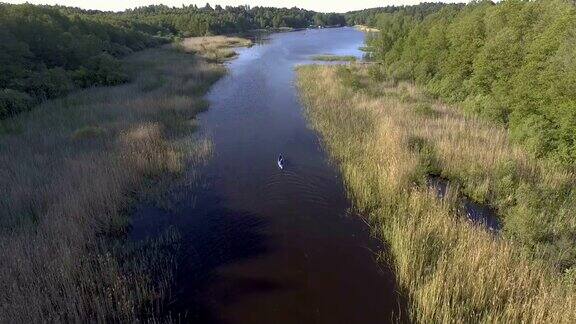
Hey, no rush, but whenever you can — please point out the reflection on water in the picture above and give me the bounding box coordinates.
[131,27,406,323]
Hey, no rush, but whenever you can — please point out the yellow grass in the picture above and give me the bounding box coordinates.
[297,65,576,323]
[178,36,252,62]
[355,25,380,33]
[0,47,225,321]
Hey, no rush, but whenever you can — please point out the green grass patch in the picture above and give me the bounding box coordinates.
[413,103,440,118]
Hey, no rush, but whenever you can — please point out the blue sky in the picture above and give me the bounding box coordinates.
[5,0,465,13]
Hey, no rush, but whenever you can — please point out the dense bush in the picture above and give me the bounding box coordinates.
[0,89,34,119]
[73,54,129,87]
[0,3,164,117]
[368,0,576,165]
[26,68,75,101]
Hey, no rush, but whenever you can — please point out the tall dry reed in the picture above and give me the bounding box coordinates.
[178,36,252,62]
[0,48,225,322]
[297,65,576,323]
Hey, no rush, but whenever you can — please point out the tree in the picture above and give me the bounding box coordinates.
[366,0,576,164]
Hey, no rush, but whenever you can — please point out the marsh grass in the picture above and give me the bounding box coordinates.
[412,103,439,118]
[179,36,253,62]
[312,55,357,62]
[297,65,576,323]
[0,47,225,322]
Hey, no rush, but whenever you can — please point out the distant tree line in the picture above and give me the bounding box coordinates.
[84,4,346,37]
[345,3,456,27]
[367,0,576,165]
[0,3,348,119]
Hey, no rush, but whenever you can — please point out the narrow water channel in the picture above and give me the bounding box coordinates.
[131,27,405,323]
[428,176,501,232]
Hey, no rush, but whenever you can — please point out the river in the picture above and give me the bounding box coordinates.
[131,27,405,323]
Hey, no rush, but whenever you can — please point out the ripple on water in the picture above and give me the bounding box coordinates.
[262,165,336,210]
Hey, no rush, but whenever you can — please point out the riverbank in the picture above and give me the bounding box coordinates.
[0,41,237,321]
[296,64,576,322]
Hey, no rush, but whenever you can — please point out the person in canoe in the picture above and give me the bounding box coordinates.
[278,154,285,170]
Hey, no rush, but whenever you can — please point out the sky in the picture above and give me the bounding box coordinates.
[4,0,465,13]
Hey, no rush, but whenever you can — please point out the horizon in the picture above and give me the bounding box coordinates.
[3,0,465,13]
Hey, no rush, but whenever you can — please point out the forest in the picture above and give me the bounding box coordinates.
[345,2,456,26]
[367,0,576,165]
[0,3,163,119]
[0,3,347,119]
[93,4,347,36]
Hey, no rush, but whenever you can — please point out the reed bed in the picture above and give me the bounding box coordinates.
[0,48,225,322]
[178,36,253,62]
[297,65,576,323]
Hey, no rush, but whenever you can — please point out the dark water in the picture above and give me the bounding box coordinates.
[131,28,405,323]
[428,176,501,232]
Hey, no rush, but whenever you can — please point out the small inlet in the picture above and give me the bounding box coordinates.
[427,175,501,232]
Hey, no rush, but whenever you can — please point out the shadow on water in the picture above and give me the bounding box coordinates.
[130,199,274,323]
[170,209,272,323]
[427,175,501,232]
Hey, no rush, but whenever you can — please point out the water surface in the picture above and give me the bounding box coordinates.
[132,27,405,323]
